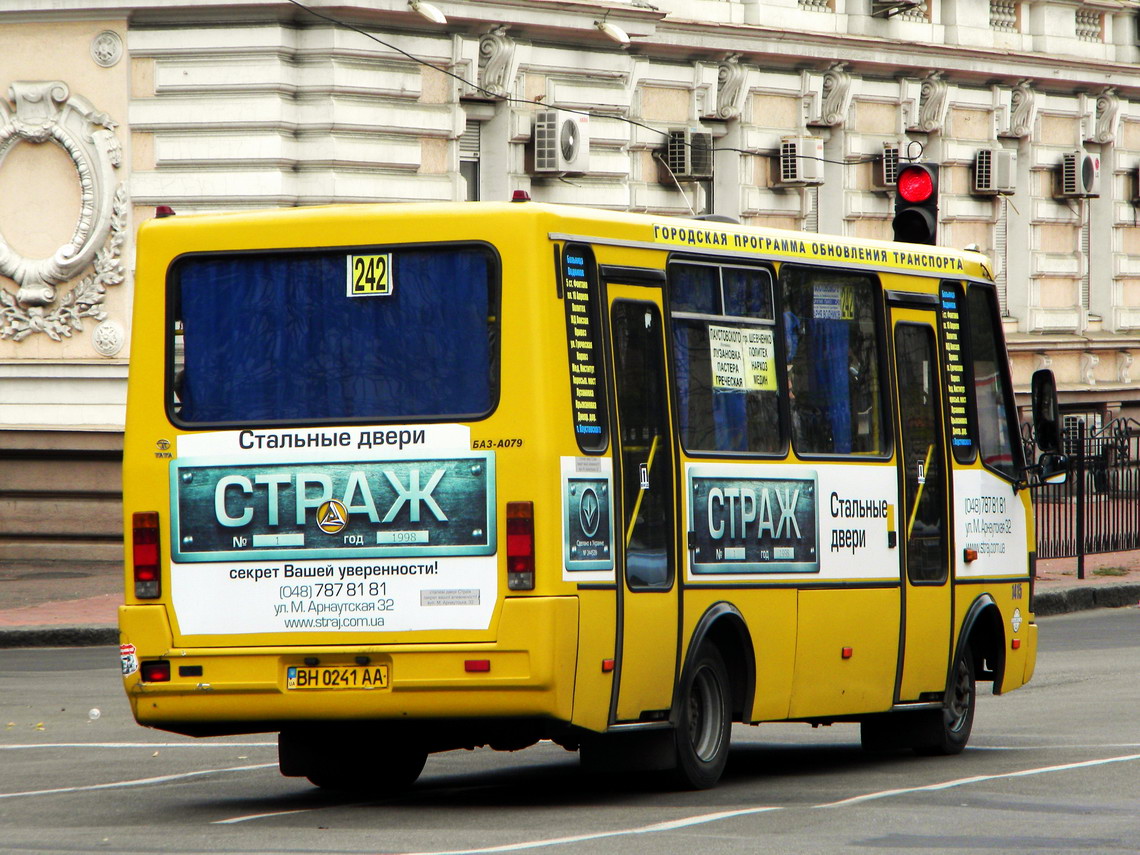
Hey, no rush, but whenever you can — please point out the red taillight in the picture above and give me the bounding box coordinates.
[132,511,161,599]
[897,165,934,203]
[140,660,171,682]
[506,501,535,590]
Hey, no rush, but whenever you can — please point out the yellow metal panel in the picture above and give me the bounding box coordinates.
[789,588,899,718]
[681,587,798,722]
[570,588,617,731]
[125,596,578,728]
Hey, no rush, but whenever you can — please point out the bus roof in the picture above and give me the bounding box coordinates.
[139,201,994,282]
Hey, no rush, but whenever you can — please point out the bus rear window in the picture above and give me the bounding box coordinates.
[170,245,499,424]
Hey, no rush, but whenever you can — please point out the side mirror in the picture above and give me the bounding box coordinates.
[1038,451,1068,485]
[1031,369,1061,453]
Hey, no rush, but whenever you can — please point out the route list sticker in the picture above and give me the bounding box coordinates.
[709,324,776,391]
[564,249,606,452]
[940,285,973,456]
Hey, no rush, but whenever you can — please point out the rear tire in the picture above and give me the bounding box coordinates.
[671,645,732,789]
[280,728,426,794]
[305,747,426,793]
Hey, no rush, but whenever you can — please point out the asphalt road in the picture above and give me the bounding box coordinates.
[1,609,1138,855]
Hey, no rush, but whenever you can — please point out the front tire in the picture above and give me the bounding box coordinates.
[861,643,977,756]
[672,645,732,789]
[914,642,976,756]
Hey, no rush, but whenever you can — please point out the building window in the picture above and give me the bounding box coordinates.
[460,120,480,201]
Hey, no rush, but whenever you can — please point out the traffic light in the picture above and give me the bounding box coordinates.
[893,163,939,245]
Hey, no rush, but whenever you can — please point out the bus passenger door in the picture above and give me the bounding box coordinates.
[890,309,953,702]
[607,291,679,723]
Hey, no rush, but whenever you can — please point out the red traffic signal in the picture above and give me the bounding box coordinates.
[893,163,939,245]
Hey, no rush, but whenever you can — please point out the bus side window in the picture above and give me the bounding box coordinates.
[780,266,885,456]
[965,287,1021,479]
[668,261,781,455]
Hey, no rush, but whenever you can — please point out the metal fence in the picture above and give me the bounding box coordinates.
[1024,417,1140,571]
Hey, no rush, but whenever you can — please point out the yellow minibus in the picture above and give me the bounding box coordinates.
[120,200,1063,791]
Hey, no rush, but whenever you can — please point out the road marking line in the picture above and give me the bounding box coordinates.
[214,808,318,825]
[816,752,1140,808]
[0,763,277,800]
[971,743,1140,751]
[0,742,275,750]
[349,752,1140,855]
[384,808,784,855]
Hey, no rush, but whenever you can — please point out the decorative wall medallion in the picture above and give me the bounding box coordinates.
[92,318,125,356]
[0,81,126,343]
[91,31,124,68]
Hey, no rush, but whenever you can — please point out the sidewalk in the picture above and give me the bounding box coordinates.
[0,554,1138,648]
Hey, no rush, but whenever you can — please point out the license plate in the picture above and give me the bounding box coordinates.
[286,664,389,690]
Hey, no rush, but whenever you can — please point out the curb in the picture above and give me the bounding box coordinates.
[1,587,1138,648]
[1032,583,1140,618]
[0,625,117,649]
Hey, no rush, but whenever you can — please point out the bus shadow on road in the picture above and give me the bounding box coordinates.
[207,739,926,816]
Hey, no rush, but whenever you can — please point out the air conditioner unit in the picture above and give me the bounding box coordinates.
[533,110,590,174]
[665,128,713,179]
[1059,149,1100,198]
[873,141,902,190]
[777,136,824,186]
[974,148,1017,195]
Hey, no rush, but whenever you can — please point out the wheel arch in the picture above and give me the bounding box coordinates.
[958,593,1006,695]
[681,602,756,723]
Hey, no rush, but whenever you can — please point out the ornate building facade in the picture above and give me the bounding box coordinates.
[2,0,1139,567]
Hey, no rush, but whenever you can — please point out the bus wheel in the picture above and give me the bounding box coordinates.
[914,643,976,756]
[281,730,427,793]
[672,644,731,789]
[305,745,427,793]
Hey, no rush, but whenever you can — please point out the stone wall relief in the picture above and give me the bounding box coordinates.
[0,81,127,351]
[801,63,853,130]
[1088,87,1121,145]
[995,80,1035,139]
[715,54,747,121]
[817,63,852,128]
[478,26,517,99]
[1008,81,1035,139]
[912,71,948,134]
[1117,351,1133,385]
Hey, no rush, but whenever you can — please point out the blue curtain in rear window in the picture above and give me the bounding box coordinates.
[177,248,494,423]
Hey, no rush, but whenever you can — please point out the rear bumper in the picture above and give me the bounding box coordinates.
[121,596,578,734]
